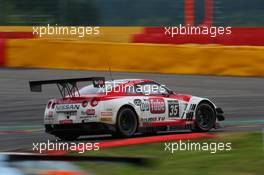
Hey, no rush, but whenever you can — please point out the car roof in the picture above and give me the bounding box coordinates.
[106,79,153,84]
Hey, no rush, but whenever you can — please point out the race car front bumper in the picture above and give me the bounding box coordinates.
[216,107,225,121]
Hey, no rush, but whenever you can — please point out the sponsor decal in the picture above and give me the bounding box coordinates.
[168,100,179,118]
[59,120,73,124]
[149,98,165,114]
[86,109,95,115]
[186,111,194,121]
[140,99,150,111]
[106,108,113,112]
[101,117,112,122]
[100,112,112,122]
[143,116,165,122]
[93,79,105,88]
[44,117,54,121]
[134,99,142,106]
[83,119,93,123]
[80,110,97,119]
[48,111,53,117]
[56,104,80,111]
[80,114,97,119]
[65,111,77,116]
[190,104,197,111]
[101,112,113,116]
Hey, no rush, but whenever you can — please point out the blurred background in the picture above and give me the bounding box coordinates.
[0,0,263,26]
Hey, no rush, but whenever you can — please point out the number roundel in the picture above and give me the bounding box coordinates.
[168,100,179,117]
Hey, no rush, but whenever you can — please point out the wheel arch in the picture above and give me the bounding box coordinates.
[116,104,139,124]
[198,100,216,113]
[190,99,217,132]
[197,99,218,121]
[115,104,140,135]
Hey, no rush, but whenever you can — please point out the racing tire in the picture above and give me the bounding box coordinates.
[191,103,216,132]
[55,134,80,141]
[113,107,138,138]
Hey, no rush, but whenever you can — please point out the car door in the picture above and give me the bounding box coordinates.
[134,82,168,123]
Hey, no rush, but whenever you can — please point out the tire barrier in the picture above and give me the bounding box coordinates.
[6,39,264,77]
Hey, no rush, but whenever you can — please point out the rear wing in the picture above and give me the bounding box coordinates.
[29,77,105,98]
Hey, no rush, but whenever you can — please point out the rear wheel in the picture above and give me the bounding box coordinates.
[191,103,216,132]
[113,107,138,138]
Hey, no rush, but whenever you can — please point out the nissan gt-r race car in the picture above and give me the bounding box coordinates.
[29,77,224,140]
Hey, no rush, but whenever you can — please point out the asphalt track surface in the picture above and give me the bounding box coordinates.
[0,68,264,152]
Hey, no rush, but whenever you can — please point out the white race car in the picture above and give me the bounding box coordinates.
[29,77,224,140]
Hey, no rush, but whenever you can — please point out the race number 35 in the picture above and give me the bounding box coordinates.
[168,100,179,117]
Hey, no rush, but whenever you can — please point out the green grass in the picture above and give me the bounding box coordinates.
[75,132,264,175]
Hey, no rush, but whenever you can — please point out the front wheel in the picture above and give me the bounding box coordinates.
[113,107,138,138]
[191,103,216,132]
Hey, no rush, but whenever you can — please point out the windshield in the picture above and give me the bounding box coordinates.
[79,81,124,95]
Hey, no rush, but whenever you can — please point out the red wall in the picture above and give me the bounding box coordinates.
[132,27,264,46]
[0,32,34,39]
[0,39,5,66]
